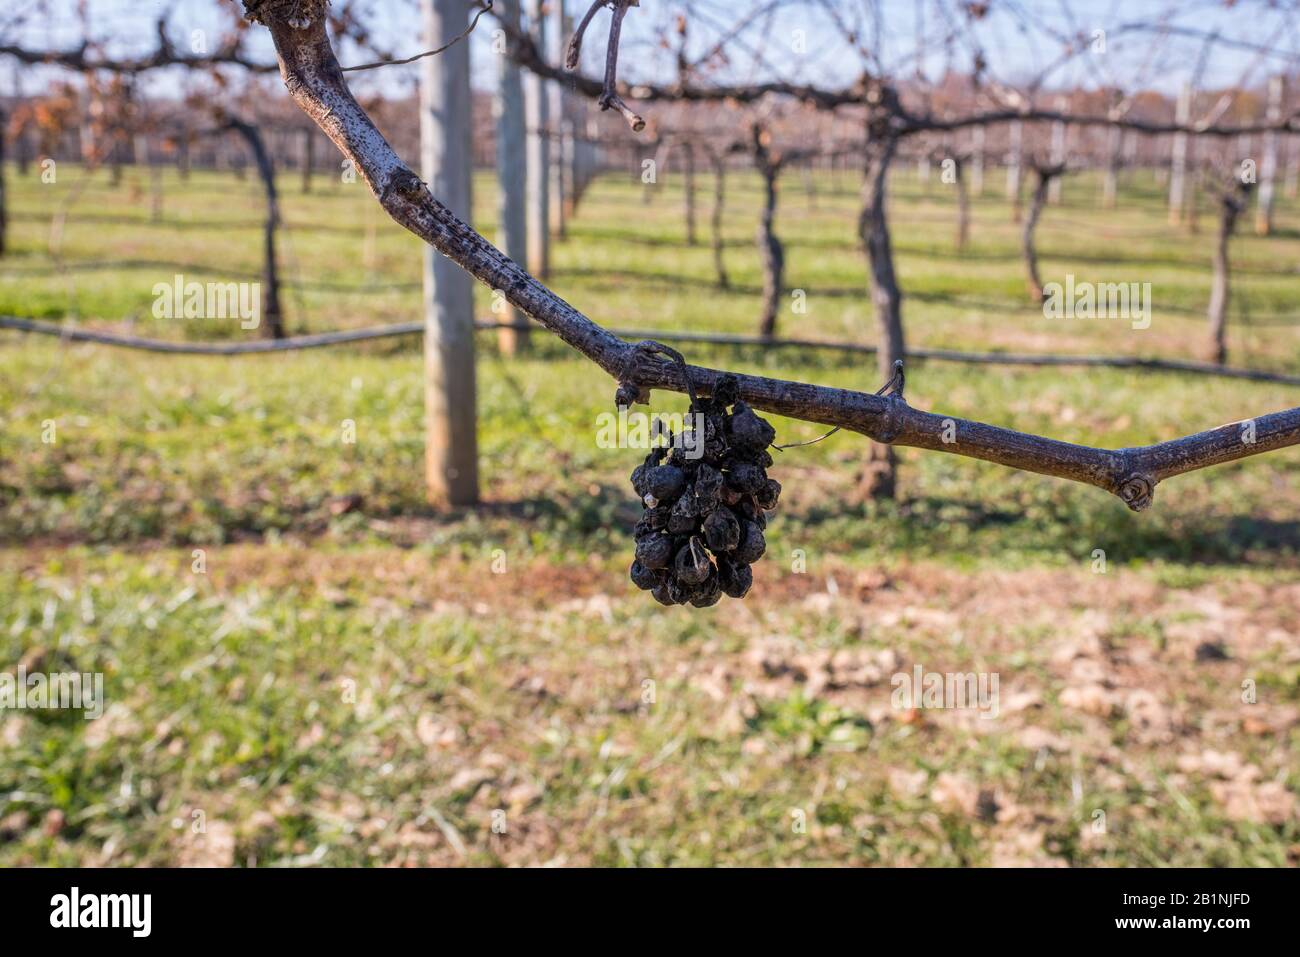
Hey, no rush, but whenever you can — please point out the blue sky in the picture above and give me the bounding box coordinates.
[2,0,1296,99]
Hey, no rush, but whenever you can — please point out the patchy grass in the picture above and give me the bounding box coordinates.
[0,160,1297,866]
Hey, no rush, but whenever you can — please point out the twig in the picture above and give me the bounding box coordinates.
[566,0,608,70]
[342,1,493,73]
[597,1,645,132]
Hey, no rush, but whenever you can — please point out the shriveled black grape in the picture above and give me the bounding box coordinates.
[651,581,676,606]
[732,521,767,563]
[712,374,740,408]
[630,464,650,498]
[629,559,661,591]
[693,464,724,510]
[702,507,740,553]
[755,478,782,510]
[717,556,753,599]
[726,462,766,494]
[666,575,692,605]
[667,494,698,534]
[675,537,712,586]
[635,534,673,569]
[728,401,776,450]
[645,465,687,503]
[689,568,722,607]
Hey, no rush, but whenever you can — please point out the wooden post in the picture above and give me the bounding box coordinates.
[420,0,479,506]
[147,136,164,222]
[494,0,530,354]
[752,130,784,339]
[682,140,697,244]
[547,0,567,240]
[1048,98,1066,204]
[952,155,969,251]
[1006,120,1022,221]
[708,148,728,289]
[1102,124,1121,208]
[524,0,550,278]
[1169,82,1191,225]
[1255,75,1284,236]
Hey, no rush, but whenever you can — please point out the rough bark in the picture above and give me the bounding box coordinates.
[858,125,904,499]
[224,119,284,339]
[239,1,1300,515]
[1208,181,1250,366]
[1023,165,1062,303]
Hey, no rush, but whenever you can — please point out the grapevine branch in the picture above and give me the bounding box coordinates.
[241,2,1300,513]
[564,0,645,132]
[495,15,1300,137]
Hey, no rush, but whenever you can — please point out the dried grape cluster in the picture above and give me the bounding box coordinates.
[628,375,780,606]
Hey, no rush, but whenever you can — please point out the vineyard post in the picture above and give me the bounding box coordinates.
[420,0,480,506]
[547,0,567,240]
[1255,74,1285,235]
[1102,122,1121,208]
[1169,81,1191,224]
[495,0,531,354]
[524,0,550,277]
[1006,119,1022,220]
[1048,97,1066,204]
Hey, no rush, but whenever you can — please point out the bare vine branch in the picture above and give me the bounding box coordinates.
[564,0,645,131]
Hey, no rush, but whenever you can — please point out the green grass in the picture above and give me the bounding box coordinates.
[0,159,1297,866]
